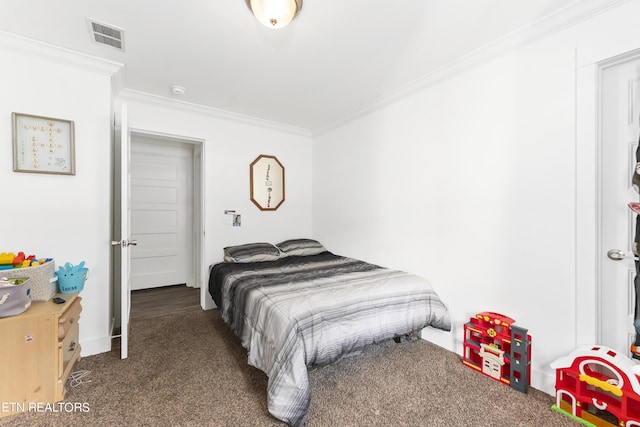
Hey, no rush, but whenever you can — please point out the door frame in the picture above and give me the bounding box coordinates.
[112,128,206,328]
[576,47,640,349]
[130,129,206,294]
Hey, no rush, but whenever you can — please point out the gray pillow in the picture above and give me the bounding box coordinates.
[223,242,281,263]
[275,239,327,256]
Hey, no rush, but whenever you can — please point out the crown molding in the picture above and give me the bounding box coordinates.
[313,0,630,136]
[118,89,312,137]
[0,29,123,76]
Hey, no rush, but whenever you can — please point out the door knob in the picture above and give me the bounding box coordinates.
[607,249,632,261]
[111,239,138,248]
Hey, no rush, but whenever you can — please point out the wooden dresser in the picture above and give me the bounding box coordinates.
[0,293,82,418]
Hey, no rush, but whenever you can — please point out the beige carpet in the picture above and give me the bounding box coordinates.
[1,308,580,426]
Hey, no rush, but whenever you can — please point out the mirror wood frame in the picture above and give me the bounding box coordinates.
[250,154,285,211]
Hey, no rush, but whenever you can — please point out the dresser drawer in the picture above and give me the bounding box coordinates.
[58,297,82,340]
[58,321,80,379]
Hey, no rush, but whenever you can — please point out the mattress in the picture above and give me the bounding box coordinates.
[208,251,451,426]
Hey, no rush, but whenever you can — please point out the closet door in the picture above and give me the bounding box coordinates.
[600,54,640,357]
[129,136,194,290]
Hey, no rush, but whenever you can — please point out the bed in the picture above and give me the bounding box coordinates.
[208,239,451,426]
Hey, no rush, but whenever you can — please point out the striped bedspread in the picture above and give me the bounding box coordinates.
[208,252,451,426]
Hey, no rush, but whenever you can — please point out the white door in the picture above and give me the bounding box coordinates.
[112,102,135,359]
[130,136,194,290]
[600,54,640,357]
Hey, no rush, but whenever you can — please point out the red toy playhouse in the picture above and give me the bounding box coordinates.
[462,311,531,393]
[551,345,640,427]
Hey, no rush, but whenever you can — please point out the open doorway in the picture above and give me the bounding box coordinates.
[113,130,204,328]
[130,134,196,290]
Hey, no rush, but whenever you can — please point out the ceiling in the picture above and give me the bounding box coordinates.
[0,0,615,132]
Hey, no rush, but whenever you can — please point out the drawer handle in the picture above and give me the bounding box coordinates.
[69,341,76,352]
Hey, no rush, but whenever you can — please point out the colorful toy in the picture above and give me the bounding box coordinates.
[0,252,14,266]
[12,251,25,267]
[0,253,51,270]
[462,311,531,393]
[551,345,640,427]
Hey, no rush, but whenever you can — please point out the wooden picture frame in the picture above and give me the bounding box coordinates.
[250,154,285,210]
[12,112,76,175]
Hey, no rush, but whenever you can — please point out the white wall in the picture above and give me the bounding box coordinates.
[312,0,640,394]
[0,38,117,356]
[117,92,314,307]
[0,35,313,356]
[3,1,639,394]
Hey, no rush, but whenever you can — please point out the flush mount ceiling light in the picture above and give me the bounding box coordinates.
[245,0,302,29]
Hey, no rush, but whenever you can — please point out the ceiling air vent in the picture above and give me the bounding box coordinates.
[87,18,125,51]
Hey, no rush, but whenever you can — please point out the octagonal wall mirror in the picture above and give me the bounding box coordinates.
[250,154,285,210]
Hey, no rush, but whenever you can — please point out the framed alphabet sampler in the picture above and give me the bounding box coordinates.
[12,112,76,175]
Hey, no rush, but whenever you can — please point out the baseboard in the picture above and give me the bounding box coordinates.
[531,366,556,396]
[421,326,456,351]
[80,335,112,357]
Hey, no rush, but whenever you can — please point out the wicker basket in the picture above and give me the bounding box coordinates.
[0,261,57,301]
